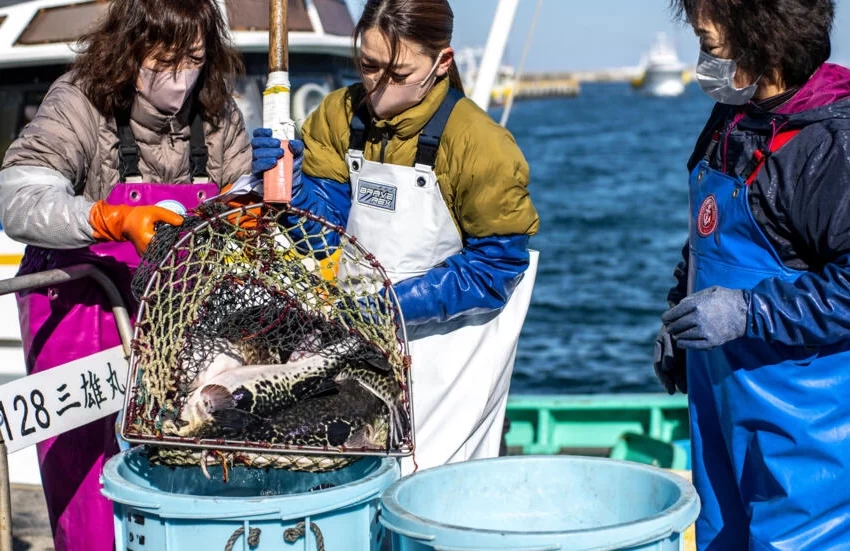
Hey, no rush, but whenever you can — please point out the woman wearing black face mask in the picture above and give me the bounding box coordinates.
[0,1,251,550]
[653,1,850,549]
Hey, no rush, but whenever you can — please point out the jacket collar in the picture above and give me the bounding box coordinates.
[130,94,192,139]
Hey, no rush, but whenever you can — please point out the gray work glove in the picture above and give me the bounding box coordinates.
[661,286,748,350]
[653,324,687,394]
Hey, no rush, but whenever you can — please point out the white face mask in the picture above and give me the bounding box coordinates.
[138,67,201,115]
[695,50,759,105]
[363,54,443,119]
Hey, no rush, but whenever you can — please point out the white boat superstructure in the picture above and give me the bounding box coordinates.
[632,33,688,97]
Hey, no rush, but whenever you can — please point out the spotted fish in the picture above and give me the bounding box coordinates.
[203,379,389,449]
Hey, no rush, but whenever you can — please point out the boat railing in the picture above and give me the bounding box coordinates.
[0,264,132,551]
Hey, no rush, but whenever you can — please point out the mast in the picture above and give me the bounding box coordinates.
[470,0,520,111]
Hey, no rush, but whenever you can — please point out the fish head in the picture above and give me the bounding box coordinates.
[201,384,237,413]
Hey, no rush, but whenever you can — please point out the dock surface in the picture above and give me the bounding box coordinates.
[11,484,53,551]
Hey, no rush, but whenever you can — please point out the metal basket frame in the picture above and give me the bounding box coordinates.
[119,204,416,459]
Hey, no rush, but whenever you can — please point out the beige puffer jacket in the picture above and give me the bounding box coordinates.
[3,73,251,198]
[0,73,251,248]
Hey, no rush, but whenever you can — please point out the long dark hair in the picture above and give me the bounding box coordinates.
[71,0,243,122]
[354,0,465,95]
[671,0,834,88]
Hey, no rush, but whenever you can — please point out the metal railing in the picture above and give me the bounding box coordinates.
[0,264,132,551]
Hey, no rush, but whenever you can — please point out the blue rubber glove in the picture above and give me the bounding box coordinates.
[661,286,749,350]
[393,235,530,326]
[251,128,304,195]
[653,324,687,394]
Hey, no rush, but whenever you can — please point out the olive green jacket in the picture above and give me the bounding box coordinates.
[301,78,539,238]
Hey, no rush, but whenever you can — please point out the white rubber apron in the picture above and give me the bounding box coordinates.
[341,149,538,475]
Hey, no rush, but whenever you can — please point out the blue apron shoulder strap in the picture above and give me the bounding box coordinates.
[414,87,464,168]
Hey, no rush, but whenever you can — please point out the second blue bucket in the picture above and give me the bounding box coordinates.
[101,448,399,551]
[380,455,699,551]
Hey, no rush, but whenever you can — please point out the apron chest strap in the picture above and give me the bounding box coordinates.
[116,110,210,183]
[347,87,465,169]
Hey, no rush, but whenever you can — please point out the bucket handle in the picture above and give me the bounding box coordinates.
[378,517,436,542]
[434,546,560,551]
[100,494,162,511]
[379,518,563,550]
[282,488,383,520]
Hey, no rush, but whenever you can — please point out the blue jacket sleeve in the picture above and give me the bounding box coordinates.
[747,254,850,346]
[392,234,530,326]
[283,175,351,255]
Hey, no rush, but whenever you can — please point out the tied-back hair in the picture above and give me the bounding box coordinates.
[354,0,465,96]
[671,0,834,88]
[71,0,243,123]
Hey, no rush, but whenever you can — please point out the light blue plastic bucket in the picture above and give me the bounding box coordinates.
[101,448,399,551]
[380,456,699,551]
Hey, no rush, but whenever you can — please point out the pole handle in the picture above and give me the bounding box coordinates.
[263,145,294,204]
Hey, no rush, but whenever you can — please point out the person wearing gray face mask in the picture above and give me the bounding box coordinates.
[694,50,760,105]
[655,0,850,549]
[0,2,252,550]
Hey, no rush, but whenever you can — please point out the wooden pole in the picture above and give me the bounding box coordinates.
[269,0,288,73]
[263,0,295,204]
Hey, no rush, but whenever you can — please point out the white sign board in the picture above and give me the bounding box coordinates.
[0,346,128,453]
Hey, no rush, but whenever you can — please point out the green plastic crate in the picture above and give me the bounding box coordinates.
[504,394,690,457]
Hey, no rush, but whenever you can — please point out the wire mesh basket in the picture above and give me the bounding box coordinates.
[120,202,413,473]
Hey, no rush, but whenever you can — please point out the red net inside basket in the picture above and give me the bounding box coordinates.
[121,202,413,473]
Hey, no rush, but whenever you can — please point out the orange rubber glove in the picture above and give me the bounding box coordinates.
[89,200,184,254]
[219,183,263,229]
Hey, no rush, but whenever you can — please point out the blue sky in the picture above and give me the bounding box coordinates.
[344,0,850,72]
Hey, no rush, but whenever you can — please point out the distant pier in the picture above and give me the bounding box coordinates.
[491,67,696,102]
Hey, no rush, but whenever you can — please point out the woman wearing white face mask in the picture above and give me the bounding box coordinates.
[252,0,539,474]
[0,1,251,549]
[653,1,850,549]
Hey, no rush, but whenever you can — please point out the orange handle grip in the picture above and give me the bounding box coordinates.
[263,140,294,204]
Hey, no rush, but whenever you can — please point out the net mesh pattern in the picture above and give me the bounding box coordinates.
[121,202,412,472]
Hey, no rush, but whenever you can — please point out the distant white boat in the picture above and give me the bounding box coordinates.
[631,33,689,97]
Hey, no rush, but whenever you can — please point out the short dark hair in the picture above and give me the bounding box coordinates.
[71,0,243,123]
[671,0,835,88]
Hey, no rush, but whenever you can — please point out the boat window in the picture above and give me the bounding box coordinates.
[0,65,64,162]
[227,0,312,32]
[313,0,355,36]
[16,2,107,45]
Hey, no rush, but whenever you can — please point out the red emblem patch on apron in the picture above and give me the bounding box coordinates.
[697,194,718,237]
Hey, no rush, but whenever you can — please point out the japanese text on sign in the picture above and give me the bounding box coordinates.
[0,346,128,453]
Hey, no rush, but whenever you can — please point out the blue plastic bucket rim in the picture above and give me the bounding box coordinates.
[101,448,400,519]
[379,455,700,549]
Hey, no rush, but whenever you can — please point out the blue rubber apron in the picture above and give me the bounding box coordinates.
[687,133,850,550]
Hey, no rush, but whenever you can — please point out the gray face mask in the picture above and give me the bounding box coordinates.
[138,67,201,115]
[695,50,759,105]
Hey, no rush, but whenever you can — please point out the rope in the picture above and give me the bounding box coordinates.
[499,0,545,128]
[224,527,262,551]
[284,521,326,551]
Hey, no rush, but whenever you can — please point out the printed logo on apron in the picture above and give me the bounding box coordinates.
[698,193,718,237]
[357,180,398,211]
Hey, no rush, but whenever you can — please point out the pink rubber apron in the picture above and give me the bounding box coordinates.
[15,109,218,550]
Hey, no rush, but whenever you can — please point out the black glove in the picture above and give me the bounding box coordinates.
[653,324,687,394]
